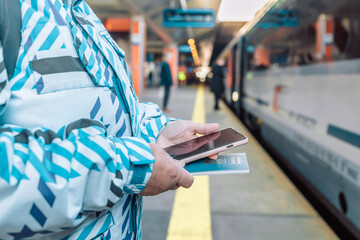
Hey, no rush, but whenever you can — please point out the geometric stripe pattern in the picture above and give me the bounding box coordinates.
[0,42,10,115]
[0,0,172,239]
[30,204,47,227]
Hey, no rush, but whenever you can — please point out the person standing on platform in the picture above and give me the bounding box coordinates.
[210,59,225,110]
[146,61,156,87]
[158,55,173,112]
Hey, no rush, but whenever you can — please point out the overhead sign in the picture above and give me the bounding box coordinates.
[178,45,192,53]
[256,9,299,29]
[163,8,216,28]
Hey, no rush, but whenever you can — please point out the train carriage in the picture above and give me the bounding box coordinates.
[222,0,360,234]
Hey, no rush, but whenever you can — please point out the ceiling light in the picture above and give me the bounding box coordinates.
[217,0,269,22]
[188,38,195,45]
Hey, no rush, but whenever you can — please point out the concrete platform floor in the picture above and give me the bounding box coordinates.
[139,85,338,240]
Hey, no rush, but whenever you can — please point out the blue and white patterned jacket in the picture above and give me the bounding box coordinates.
[0,0,170,239]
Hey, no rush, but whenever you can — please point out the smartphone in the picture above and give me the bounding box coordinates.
[163,128,248,164]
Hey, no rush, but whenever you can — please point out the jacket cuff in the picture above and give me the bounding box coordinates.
[118,137,155,194]
[154,117,178,140]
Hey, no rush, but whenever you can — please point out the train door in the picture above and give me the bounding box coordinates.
[224,48,233,106]
[235,36,248,119]
[230,44,238,110]
[224,45,237,108]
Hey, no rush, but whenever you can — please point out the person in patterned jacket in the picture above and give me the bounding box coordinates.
[0,0,219,239]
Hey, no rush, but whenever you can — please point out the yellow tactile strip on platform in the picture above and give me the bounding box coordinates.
[166,85,212,240]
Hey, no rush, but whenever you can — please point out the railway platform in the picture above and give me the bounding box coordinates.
[139,85,338,240]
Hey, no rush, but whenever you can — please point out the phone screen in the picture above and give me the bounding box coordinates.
[163,128,247,161]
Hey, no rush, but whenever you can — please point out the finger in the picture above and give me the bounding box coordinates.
[170,184,180,191]
[188,122,220,135]
[208,154,218,160]
[177,168,194,188]
[177,160,185,168]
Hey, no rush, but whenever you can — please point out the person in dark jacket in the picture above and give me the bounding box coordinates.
[210,59,225,110]
[158,55,173,112]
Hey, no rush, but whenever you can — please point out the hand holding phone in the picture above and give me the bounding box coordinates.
[140,144,194,196]
[164,128,248,164]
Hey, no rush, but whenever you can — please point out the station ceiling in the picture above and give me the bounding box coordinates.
[86,0,245,64]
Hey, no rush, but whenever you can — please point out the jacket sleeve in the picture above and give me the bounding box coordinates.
[0,43,154,236]
[138,102,175,143]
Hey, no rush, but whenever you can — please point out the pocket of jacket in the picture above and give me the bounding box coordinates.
[26,21,96,95]
[31,55,96,94]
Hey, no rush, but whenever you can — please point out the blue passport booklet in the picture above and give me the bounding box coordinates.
[184,153,249,176]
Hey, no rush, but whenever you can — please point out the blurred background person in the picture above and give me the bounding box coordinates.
[145,61,156,87]
[157,54,173,112]
[210,59,225,110]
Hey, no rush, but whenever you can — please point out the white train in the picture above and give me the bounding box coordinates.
[219,0,360,237]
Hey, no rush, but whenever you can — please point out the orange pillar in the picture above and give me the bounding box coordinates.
[227,51,233,89]
[254,45,270,68]
[131,16,146,96]
[316,14,334,61]
[163,44,179,86]
[273,85,283,113]
[104,18,131,32]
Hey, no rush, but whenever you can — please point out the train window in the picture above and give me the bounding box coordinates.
[340,0,360,59]
[247,51,255,71]
[333,18,349,55]
[329,0,360,60]
[244,0,360,71]
[312,0,360,61]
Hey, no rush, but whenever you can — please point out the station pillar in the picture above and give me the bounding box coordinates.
[254,44,270,68]
[163,44,178,86]
[315,14,334,61]
[131,15,146,95]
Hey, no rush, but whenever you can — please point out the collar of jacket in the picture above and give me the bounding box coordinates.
[64,0,80,8]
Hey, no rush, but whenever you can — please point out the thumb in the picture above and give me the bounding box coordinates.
[176,167,194,188]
